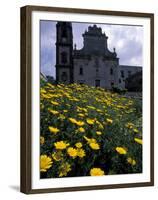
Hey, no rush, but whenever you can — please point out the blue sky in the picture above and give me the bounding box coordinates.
[40,21,143,78]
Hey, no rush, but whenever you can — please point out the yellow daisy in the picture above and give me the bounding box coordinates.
[78,127,85,133]
[127,157,136,166]
[86,118,95,125]
[54,141,69,150]
[89,142,100,150]
[96,131,102,135]
[90,168,105,176]
[75,142,83,148]
[116,147,127,154]
[40,155,53,172]
[134,137,143,145]
[51,101,59,105]
[67,147,78,158]
[49,126,60,134]
[77,148,86,158]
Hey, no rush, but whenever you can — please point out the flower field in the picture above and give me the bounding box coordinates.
[40,80,142,178]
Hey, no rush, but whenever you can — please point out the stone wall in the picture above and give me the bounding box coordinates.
[73,56,119,89]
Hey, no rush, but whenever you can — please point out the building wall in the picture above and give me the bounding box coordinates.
[58,68,70,84]
[58,47,70,65]
[118,65,142,89]
[73,56,119,89]
[56,23,142,89]
[83,35,107,55]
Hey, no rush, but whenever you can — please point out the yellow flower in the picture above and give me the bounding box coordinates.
[58,114,66,120]
[86,118,95,125]
[134,137,143,145]
[98,123,104,130]
[90,168,105,176]
[89,142,100,150]
[87,105,96,110]
[59,162,71,177]
[77,107,88,113]
[40,88,47,94]
[127,157,136,166]
[40,103,44,109]
[75,142,82,148]
[116,147,127,154]
[126,122,134,129]
[49,109,59,115]
[76,120,85,126]
[67,147,77,158]
[47,83,54,88]
[77,148,86,158]
[40,136,45,145]
[40,155,53,172]
[69,118,77,124]
[54,141,69,150]
[96,131,102,135]
[133,128,139,133]
[96,121,104,130]
[78,113,85,117]
[84,136,97,143]
[78,127,85,133]
[106,118,113,124]
[42,94,52,99]
[52,151,63,161]
[49,126,60,134]
[51,101,59,105]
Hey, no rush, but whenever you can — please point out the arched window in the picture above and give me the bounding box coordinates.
[79,67,83,75]
[61,52,67,64]
[110,68,113,75]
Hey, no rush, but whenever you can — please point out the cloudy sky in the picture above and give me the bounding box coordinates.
[40,20,143,78]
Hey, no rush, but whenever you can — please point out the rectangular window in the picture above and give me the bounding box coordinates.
[79,67,83,75]
[95,80,100,87]
[121,70,124,78]
[110,68,113,75]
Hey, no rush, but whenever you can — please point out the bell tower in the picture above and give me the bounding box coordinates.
[55,22,73,84]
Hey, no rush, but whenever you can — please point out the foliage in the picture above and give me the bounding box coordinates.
[112,86,127,94]
[40,81,142,178]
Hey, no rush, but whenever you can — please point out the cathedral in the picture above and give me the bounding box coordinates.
[55,22,142,89]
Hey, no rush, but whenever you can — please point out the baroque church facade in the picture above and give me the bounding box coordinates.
[55,22,142,89]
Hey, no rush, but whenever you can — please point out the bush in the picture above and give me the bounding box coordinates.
[112,86,127,95]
